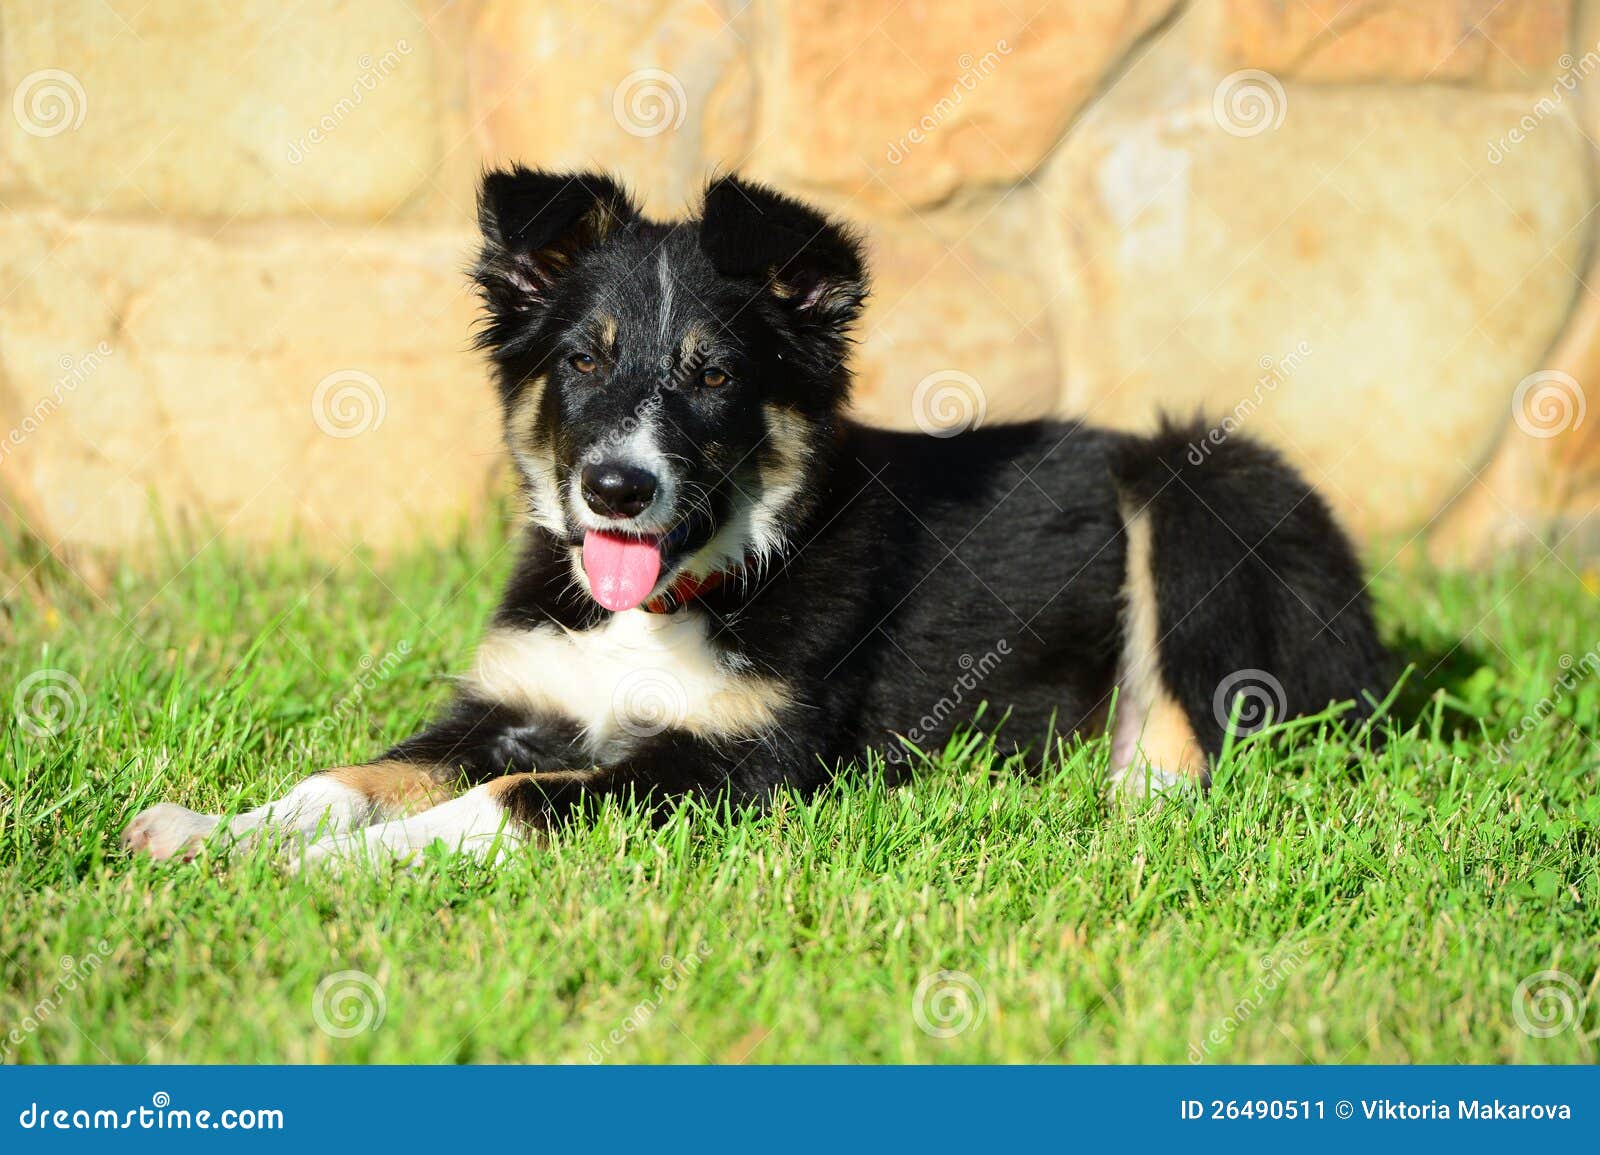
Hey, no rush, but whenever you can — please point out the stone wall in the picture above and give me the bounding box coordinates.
[1,0,1595,561]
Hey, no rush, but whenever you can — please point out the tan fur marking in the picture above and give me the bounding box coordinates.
[505,377,565,533]
[598,315,618,351]
[1131,694,1206,778]
[1110,507,1207,788]
[484,768,602,802]
[752,405,810,552]
[506,378,546,440]
[324,761,458,816]
[584,202,624,244]
[680,323,711,363]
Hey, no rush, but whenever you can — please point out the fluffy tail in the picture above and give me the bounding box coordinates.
[1109,419,1390,771]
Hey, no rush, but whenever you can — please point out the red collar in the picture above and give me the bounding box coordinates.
[643,566,733,614]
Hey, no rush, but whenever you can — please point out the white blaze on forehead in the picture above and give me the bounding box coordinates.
[656,248,676,342]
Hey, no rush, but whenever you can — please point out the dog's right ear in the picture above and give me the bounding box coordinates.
[474,167,639,335]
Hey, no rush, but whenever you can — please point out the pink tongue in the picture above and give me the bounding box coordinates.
[581,531,663,612]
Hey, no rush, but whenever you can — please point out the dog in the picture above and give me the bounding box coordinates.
[122,167,1390,866]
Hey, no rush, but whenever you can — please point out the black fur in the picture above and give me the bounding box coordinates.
[382,167,1390,826]
[1110,421,1389,759]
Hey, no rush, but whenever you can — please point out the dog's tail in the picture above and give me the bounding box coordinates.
[1108,417,1390,769]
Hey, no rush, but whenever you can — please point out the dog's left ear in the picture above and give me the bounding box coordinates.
[699,176,867,335]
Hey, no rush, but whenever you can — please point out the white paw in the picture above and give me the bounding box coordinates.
[1111,764,1197,803]
[292,830,411,873]
[121,802,220,862]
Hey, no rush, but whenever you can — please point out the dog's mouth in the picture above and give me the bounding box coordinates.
[578,521,696,612]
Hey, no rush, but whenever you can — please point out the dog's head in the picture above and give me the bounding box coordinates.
[473,167,866,613]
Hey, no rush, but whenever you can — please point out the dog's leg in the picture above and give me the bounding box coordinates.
[293,771,602,868]
[298,728,785,869]
[121,760,454,862]
[1108,506,1207,798]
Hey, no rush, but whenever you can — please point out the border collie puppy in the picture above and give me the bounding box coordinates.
[123,168,1389,866]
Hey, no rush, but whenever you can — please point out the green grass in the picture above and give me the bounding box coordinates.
[2,514,1597,1064]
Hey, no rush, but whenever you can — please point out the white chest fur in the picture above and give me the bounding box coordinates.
[467,610,788,758]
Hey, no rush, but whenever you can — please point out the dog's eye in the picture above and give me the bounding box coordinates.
[700,367,729,388]
[569,353,598,374]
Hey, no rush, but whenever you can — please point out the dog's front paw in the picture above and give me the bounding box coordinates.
[121,803,220,862]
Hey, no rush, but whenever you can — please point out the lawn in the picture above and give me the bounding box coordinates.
[1,514,1596,1064]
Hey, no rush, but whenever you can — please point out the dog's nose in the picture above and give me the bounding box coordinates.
[581,463,659,519]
